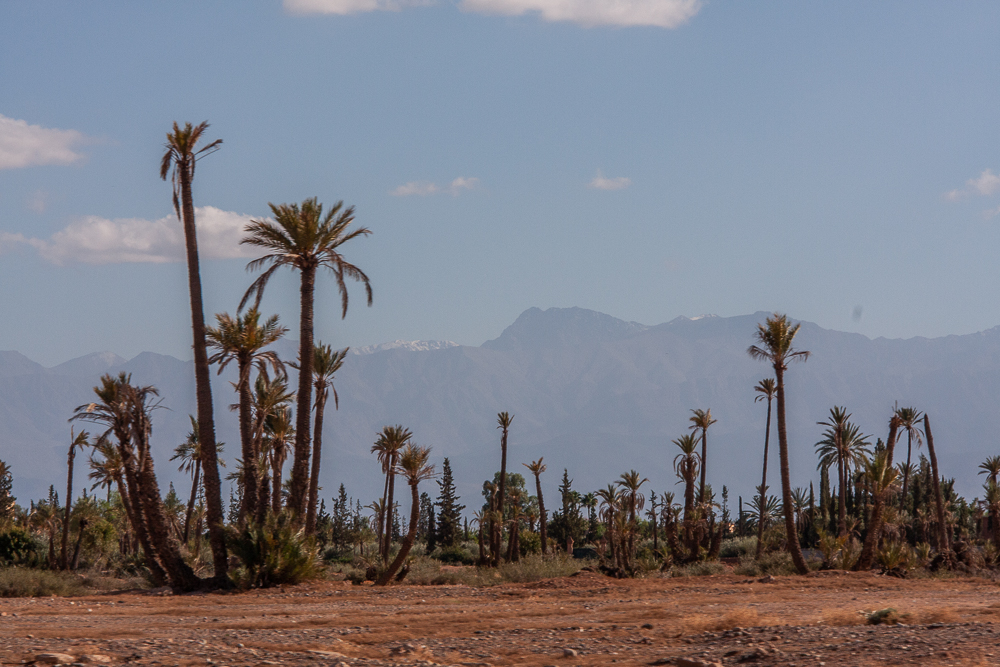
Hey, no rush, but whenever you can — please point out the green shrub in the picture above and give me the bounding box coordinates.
[0,528,39,567]
[734,551,798,576]
[433,545,476,565]
[719,536,757,558]
[518,530,541,557]
[227,514,320,589]
[0,568,84,597]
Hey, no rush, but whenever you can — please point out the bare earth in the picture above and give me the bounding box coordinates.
[2,570,1000,666]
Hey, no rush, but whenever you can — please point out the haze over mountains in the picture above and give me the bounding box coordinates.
[2,307,999,513]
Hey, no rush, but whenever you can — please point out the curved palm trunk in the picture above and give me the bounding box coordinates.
[854,419,900,571]
[495,424,509,566]
[375,480,420,585]
[119,462,166,586]
[774,364,809,575]
[183,459,201,543]
[698,427,708,503]
[61,446,76,570]
[923,415,950,553]
[237,362,258,523]
[178,163,227,583]
[290,266,316,521]
[305,387,328,535]
[755,397,772,559]
[533,472,548,555]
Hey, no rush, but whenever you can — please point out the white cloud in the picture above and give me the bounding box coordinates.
[392,176,480,197]
[284,0,433,14]
[0,115,89,170]
[588,171,631,191]
[945,168,1000,201]
[0,207,258,265]
[458,0,701,27]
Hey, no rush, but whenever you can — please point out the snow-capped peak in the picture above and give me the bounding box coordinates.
[351,340,460,355]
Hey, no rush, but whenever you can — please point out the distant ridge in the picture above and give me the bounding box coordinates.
[352,340,460,355]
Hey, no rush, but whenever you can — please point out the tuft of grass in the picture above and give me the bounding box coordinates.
[865,607,909,625]
[668,561,727,577]
[734,551,799,576]
[0,567,86,597]
[681,607,767,634]
[719,536,757,559]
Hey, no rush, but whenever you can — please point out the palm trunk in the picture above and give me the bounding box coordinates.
[900,430,913,509]
[272,452,283,515]
[375,480,420,585]
[183,459,201,543]
[755,397,772,559]
[854,419,900,571]
[534,473,548,555]
[838,455,847,538]
[238,361,258,523]
[378,472,390,560]
[305,387,328,535]
[774,364,809,575]
[496,425,508,565]
[290,266,316,521]
[70,519,87,570]
[178,162,227,583]
[699,427,708,503]
[923,414,950,553]
[383,464,397,562]
[61,446,76,570]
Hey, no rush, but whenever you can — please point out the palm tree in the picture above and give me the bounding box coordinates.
[753,378,776,559]
[494,412,514,565]
[672,433,700,531]
[207,307,286,522]
[170,416,202,543]
[923,414,951,554]
[375,444,435,585]
[246,373,294,520]
[617,470,648,559]
[815,407,870,539]
[979,455,1000,486]
[895,406,923,506]
[688,409,717,503]
[160,121,227,583]
[854,441,900,571]
[984,481,1000,553]
[596,484,625,569]
[240,198,372,521]
[748,313,811,575]
[523,458,548,554]
[305,344,349,535]
[264,406,295,515]
[371,425,412,562]
[61,428,90,570]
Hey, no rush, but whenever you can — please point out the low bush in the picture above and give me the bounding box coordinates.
[227,514,320,589]
[668,561,727,577]
[0,568,85,597]
[433,545,476,565]
[734,551,799,576]
[0,529,40,567]
[719,536,757,559]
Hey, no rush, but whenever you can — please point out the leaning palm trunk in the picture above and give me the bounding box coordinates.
[755,396,772,559]
[289,266,317,520]
[118,451,167,586]
[305,388,329,535]
[775,364,810,574]
[61,446,77,570]
[183,459,201,543]
[854,419,900,571]
[923,414,950,554]
[534,473,548,555]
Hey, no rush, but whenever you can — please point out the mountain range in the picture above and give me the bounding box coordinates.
[2,307,999,514]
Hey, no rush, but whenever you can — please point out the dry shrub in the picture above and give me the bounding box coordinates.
[914,607,960,624]
[0,568,86,597]
[680,607,763,634]
[819,608,865,626]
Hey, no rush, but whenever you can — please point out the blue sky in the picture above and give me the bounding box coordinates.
[2,1,1000,366]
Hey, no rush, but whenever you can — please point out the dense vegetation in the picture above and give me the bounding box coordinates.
[2,123,999,593]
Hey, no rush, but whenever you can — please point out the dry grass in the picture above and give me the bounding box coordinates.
[678,606,775,634]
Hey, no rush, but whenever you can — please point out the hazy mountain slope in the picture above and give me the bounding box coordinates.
[3,308,999,512]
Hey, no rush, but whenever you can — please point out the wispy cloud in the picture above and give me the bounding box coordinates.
[0,207,258,265]
[0,115,90,170]
[284,0,433,14]
[945,168,1000,201]
[458,0,701,28]
[392,176,480,197]
[588,171,631,191]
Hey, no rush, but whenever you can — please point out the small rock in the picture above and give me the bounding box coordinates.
[79,656,112,665]
[757,575,775,583]
[642,623,654,630]
[562,648,578,658]
[676,659,723,667]
[35,654,77,665]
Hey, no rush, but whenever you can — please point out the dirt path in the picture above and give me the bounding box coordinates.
[2,570,999,666]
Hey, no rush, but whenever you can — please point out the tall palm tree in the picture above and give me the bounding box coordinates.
[895,406,923,505]
[748,313,811,575]
[523,458,548,554]
[240,198,372,521]
[689,409,717,503]
[495,412,513,565]
[754,378,776,559]
[617,470,648,559]
[978,455,1000,486]
[923,414,950,554]
[207,308,286,522]
[160,121,227,583]
[170,416,203,543]
[375,444,435,585]
[596,484,625,569]
[672,433,700,529]
[815,407,870,539]
[61,428,90,570]
[305,344,349,535]
[371,425,412,562]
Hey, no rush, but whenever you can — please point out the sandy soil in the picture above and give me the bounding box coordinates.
[2,570,1000,666]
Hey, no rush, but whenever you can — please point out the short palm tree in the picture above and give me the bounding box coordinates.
[371,425,412,562]
[815,406,870,538]
[305,344,349,535]
[241,198,372,521]
[264,406,295,515]
[979,455,1000,486]
[523,458,548,554]
[854,440,901,571]
[160,121,227,583]
[754,377,776,558]
[61,428,90,570]
[248,374,295,521]
[689,409,717,503]
[617,470,648,558]
[375,444,435,585]
[748,313,810,574]
[895,406,923,505]
[494,411,513,565]
[207,307,286,522]
[672,433,701,528]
